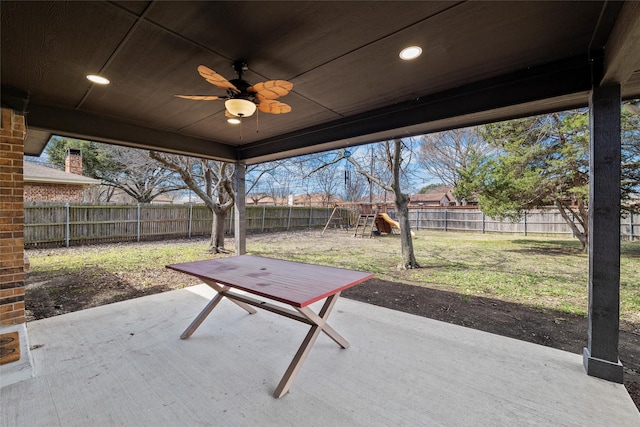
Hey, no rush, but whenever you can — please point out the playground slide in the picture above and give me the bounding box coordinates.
[378,212,400,229]
[378,213,416,237]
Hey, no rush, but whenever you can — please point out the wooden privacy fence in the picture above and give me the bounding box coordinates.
[405,207,638,240]
[24,204,637,248]
[24,204,348,248]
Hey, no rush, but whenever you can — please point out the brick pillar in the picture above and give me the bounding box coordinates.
[0,107,32,386]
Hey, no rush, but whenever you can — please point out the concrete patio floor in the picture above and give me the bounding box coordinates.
[1,284,638,427]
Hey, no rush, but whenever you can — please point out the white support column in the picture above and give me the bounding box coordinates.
[234,162,246,256]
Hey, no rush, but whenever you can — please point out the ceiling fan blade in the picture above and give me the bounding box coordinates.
[258,99,292,114]
[175,95,221,101]
[197,65,239,93]
[249,80,293,99]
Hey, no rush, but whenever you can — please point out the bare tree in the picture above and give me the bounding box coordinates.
[99,146,186,203]
[265,170,295,205]
[311,165,340,206]
[46,138,185,203]
[419,127,492,204]
[245,160,286,205]
[150,152,235,253]
[247,192,270,205]
[315,140,419,269]
[344,166,368,202]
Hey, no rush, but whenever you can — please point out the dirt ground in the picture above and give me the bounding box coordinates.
[24,238,639,410]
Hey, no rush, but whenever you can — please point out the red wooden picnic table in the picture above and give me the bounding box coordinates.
[167,255,374,398]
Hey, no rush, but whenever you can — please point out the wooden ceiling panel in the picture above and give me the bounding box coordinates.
[622,71,640,100]
[294,1,603,116]
[110,1,152,16]
[0,1,137,108]
[143,1,456,80]
[79,21,231,131]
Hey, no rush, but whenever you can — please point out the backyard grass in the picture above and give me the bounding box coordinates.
[26,229,640,324]
[248,230,640,323]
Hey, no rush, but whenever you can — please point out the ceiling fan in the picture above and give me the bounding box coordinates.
[176,61,293,121]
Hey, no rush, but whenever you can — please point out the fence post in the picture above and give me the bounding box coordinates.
[482,212,486,234]
[309,207,313,228]
[261,206,266,232]
[444,209,448,232]
[416,209,420,230]
[523,211,527,236]
[287,205,292,230]
[65,203,70,248]
[136,203,141,242]
[631,212,635,242]
[188,204,193,238]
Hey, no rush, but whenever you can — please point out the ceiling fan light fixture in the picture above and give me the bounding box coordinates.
[86,74,110,85]
[399,46,422,60]
[227,117,242,125]
[225,98,257,117]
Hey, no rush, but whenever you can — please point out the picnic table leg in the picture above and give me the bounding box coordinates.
[273,293,344,398]
[180,292,225,339]
[206,280,257,315]
[299,292,349,349]
[181,284,256,339]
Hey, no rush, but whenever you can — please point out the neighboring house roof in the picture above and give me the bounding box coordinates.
[150,195,174,204]
[292,193,342,205]
[23,162,101,186]
[245,195,283,205]
[410,192,452,204]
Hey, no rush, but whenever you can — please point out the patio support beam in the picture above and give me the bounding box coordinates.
[601,1,640,86]
[234,162,246,256]
[23,103,237,162]
[583,84,623,383]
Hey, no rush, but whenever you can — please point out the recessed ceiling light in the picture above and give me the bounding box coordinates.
[86,74,110,85]
[399,46,422,60]
[227,118,241,125]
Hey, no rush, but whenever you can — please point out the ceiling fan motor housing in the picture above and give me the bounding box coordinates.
[228,79,256,102]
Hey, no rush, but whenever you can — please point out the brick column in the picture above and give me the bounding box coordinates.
[0,107,31,386]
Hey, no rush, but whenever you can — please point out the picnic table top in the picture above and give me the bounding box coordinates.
[167,255,374,307]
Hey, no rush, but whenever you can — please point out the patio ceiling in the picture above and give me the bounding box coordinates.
[2,1,640,164]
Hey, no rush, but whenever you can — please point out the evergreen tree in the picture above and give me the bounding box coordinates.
[457,109,639,252]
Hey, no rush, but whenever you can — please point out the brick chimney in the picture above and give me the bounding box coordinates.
[65,148,83,175]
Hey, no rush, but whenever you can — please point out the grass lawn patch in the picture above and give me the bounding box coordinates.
[26,230,639,323]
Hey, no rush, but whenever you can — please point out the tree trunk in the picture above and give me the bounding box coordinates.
[556,201,589,253]
[209,208,228,253]
[389,139,419,270]
[395,193,419,269]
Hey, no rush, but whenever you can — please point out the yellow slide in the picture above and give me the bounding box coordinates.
[377,213,416,238]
